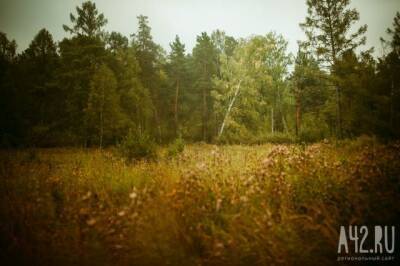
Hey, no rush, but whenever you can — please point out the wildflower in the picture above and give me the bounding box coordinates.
[216,198,222,211]
[82,191,92,201]
[86,218,96,226]
[215,242,224,249]
[129,192,137,199]
[262,158,270,165]
[240,196,248,203]
[118,211,126,217]
[79,208,88,215]
[196,162,206,169]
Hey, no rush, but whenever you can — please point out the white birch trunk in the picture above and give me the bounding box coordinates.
[218,80,242,138]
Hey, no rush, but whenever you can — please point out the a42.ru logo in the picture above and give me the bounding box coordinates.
[338,226,395,254]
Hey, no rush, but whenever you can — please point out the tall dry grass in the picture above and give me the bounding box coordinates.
[0,139,399,265]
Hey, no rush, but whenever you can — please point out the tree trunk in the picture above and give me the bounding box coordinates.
[218,80,242,138]
[271,107,274,134]
[202,64,208,142]
[295,89,301,137]
[99,109,103,149]
[335,85,343,139]
[202,86,207,141]
[154,107,162,143]
[282,113,288,134]
[99,87,104,149]
[174,79,180,136]
[390,76,394,132]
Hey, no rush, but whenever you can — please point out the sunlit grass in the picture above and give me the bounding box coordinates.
[1,139,399,265]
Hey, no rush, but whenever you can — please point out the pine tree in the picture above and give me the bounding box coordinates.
[168,35,187,136]
[132,15,164,141]
[192,32,218,141]
[63,1,107,38]
[59,1,108,145]
[300,0,367,138]
[377,12,400,137]
[18,29,60,144]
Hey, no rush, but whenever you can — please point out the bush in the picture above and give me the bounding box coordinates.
[217,130,295,145]
[298,128,325,143]
[338,134,379,150]
[259,132,295,144]
[167,137,185,158]
[118,131,157,161]
[298,114,329,143]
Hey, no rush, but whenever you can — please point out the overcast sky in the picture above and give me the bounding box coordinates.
[0,0,399,56]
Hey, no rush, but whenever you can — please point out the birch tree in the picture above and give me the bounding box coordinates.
[86,64,123,148]
[213,33,290,141]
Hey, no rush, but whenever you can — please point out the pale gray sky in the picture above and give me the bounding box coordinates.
[0,0,399,56]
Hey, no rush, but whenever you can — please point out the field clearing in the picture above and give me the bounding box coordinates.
[1,140,399,265]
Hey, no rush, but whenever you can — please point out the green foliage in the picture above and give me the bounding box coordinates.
[297,113,329,143]
[338,134,378,150]
[86,64,125,147]
[63,1,107,37]
[213,33,291,142]
[259,132,295,144]
[0,32,16,61]
[167,35,188,137]
[217,131,295,145]
[192,32,219,142]
[300,0,368,139]
[1,1,400,148]
[105,31,128,53]
[300,0,367,65]
[166,137,185,157]
[132,15,170,141]
[118,130,157,161]
[382,11,400,53]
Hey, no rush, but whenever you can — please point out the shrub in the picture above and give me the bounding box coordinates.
[217,131,295,145]
[260,132,295,144]
[167,137,185,158]
[298,113,329,143]
[298,128,325,143]
[118,130,157,161]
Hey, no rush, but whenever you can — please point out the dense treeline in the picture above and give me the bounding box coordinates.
[1,0,399,147]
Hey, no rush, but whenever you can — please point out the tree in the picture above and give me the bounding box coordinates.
[211,30,238,58]
[0,32,16,63]
[63,1,107,38]
[382,12,400,54]
[58,1,108,145]
[168,35,187,136]
[114,47,153,134]
[0,32,17,146]
[300,0,367,138]
[213,39,258,141]
[132,15,164,141]
[17,29,60,144]
[377,12,400,137]
[213,33,291,142]
[86,64,123,148]
[106,31,129,54]
[335,51,379,136]
[192,32,218,141]
[291,48,328,138]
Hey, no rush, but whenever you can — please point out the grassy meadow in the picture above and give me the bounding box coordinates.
[1,138,400,265]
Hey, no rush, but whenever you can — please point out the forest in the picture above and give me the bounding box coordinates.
[0,1,399,147]
[1,0,400,265]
